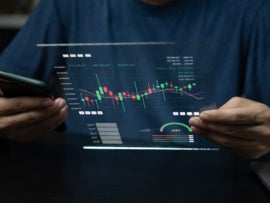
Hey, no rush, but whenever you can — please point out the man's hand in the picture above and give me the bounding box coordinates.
[0,97,67,142]
[189,97,270,159]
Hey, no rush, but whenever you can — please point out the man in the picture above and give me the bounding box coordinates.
[0,0,269,159]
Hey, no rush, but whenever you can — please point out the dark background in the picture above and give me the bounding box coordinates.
[1,132,270,203]
[0,28,18,53]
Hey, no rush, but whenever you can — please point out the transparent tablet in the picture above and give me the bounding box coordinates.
[37,42,219,151]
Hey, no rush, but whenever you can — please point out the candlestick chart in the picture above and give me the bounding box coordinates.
[79,73,203,112]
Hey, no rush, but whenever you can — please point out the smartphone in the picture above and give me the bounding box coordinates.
[0,70,51,97]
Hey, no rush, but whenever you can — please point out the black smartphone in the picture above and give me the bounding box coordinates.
[0,70,51,97]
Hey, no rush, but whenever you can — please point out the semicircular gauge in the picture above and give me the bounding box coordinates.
[160,122,192,133]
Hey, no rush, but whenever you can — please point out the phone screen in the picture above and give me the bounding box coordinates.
[0,70,51,97]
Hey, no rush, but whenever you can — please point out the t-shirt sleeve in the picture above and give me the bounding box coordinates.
[244,0,270,106]
[0,0,65,81]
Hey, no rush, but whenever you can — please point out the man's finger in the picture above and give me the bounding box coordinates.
[219,97,254,109]
[0,98,66,130]
[194,129,270,159]
[7,106,68,142]
[199,108,263,125]
[189,116,270,142]
[0,97,54,115]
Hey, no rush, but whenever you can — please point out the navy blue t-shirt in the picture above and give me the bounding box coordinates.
[0,0,270,139]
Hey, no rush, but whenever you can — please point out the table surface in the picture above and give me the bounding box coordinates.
[0,132,270,203]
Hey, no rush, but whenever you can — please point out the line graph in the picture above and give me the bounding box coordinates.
[79,73,204,112]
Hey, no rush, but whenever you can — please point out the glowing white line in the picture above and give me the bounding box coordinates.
[36,41,175,47]
[83,146,219,151]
